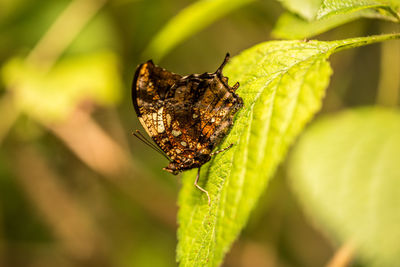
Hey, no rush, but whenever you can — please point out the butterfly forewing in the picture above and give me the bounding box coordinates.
[132,60,182,115]
[132,61,181,139]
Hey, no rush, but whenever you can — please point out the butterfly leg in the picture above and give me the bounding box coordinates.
[210,143,234,156]
[232,82,240,91]
[194,168,211,206]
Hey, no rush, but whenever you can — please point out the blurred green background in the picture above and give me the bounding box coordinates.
[0,0,399,266]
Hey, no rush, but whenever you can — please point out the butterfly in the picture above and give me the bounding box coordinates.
[132,53,243,204]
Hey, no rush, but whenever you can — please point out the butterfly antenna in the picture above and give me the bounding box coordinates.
[133,130,170,161]
[215,53,230,76]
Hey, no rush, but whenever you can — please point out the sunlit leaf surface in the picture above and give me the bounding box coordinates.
[177,33,400,267]
[317,0,400,21]
[273,10,375,39]
[277,0,323,20]
[289,108,400,266]
[274,0,399,39]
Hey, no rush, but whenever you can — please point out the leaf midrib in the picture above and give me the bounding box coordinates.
[190,47,333,264]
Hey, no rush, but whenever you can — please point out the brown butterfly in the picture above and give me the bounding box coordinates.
[132,53,243,204]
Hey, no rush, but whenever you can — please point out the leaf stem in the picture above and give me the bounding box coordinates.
[0,93,19,144]
[376,26,400,106]
[332,33,400,54]
[325,242,355,267]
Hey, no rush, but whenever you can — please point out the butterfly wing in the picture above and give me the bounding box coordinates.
[131,54,243,173]
[194,78,243,150]
[132,60,182,141]
[162,74,243,164]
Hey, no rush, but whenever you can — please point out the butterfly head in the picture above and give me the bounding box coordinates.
[163,162,180,175]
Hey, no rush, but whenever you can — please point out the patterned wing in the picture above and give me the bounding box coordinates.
[131,54,243,174]
[160,100,198,163]
[162,73,243,162]
[132,60,181,144]
[195,78,242,151]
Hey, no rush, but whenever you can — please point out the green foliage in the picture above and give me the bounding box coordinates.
[0,153,52,242]
[273,0,400,39]
[1,51,122,123]
[143,0,253,61]
[277,0,323,20]
[1,0,400,266]
[177,33,400,267]
[317,0,400,20]
[289,108,400,266]
[273,10,374,39]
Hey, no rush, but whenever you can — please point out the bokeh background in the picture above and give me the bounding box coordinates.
[0,0,399,266]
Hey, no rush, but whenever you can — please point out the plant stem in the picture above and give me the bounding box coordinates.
[376,25,400,106]
[25,0,107,71]
[326,241,355,267]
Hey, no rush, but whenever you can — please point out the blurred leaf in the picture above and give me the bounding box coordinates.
[272,8,388,39]
[0,0,27,23]
[277,0,323,20]
[1,51,122,123]
[317,0,400,21]
[177,33,400,267]
[67,11,120,54]
[274,0,399,39]
[272,11,362,39]
[289,107,400,266]
[143,0,254,61]
[0,0,67,60]
[0,153,52,242]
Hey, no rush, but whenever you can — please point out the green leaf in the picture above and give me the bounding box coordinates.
[274,0,399,39]
[272,10,368,39]
[1,51,122,123]
[143,0,253,62]
[317,0,400,21]
[288,107,400,266]
[277,0,323,20]
[177,33,400,267]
